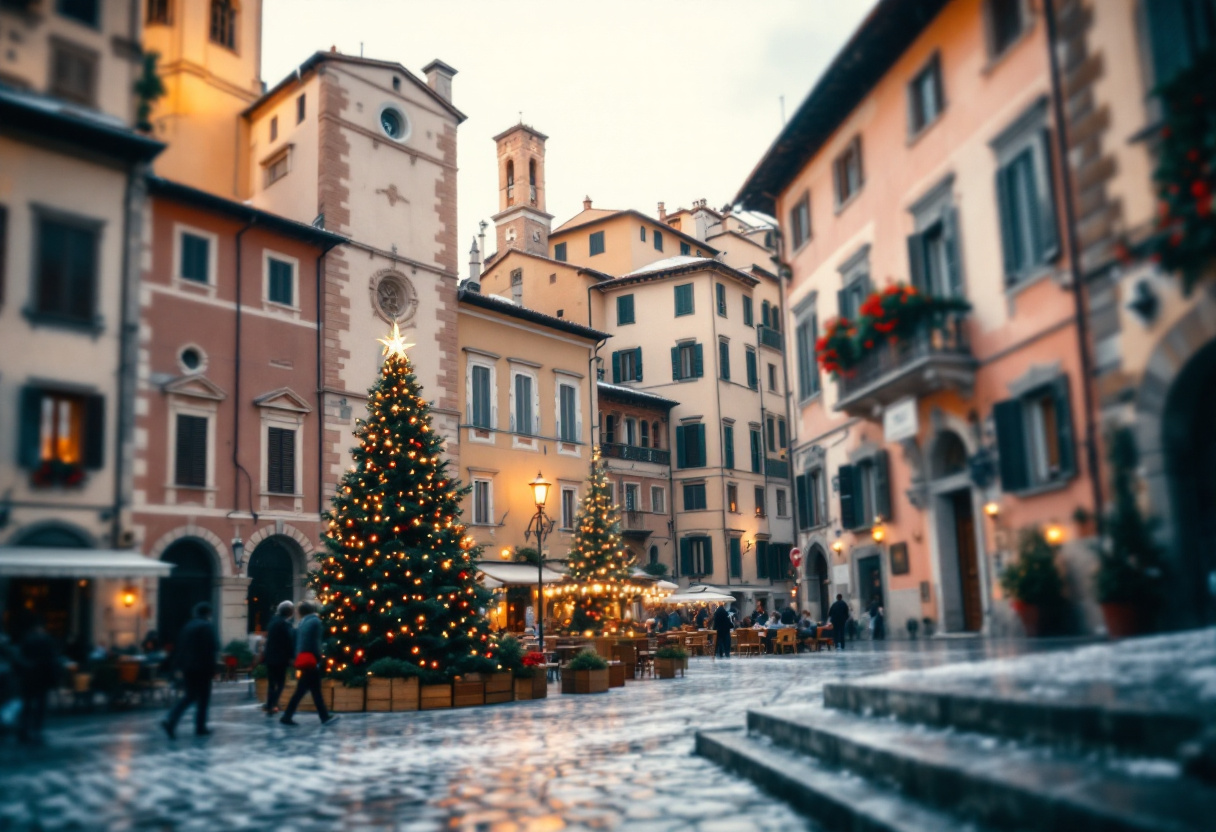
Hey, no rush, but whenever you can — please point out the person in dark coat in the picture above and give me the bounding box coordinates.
[694,605,710,629]
[828,594,851,651]
[712,602,732,658]
[666,609,682,631]
[871,605,886,641]
[161,602,219,739]
[780,604,798,625]
[261,601,296,714]
[752,603,766,627]
[16,616,59,745]
[280,600,338,727]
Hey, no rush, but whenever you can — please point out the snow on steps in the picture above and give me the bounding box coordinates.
[742,705,1216,832]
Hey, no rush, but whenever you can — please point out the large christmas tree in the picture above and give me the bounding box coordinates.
[314,324,496,682]
[564,449,636,634]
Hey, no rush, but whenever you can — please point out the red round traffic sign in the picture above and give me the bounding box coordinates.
[789,547,802,568]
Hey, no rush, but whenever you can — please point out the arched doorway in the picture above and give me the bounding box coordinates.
[5,524,92,647]
[158,540,215,648]
[929,430,983,633]
[246,538,296,633]
[808,545,830,620]
[1163,340,1216,626]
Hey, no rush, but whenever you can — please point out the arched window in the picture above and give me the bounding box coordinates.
[528,159,537,204]
[505,160,515,204]
[210,0,236,50]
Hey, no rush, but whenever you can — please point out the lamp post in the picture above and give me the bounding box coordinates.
[524,471,555,653]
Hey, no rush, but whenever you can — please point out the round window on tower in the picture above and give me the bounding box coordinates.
[369,269,418,325]
[178,345,207,374]
[378,105,410,142]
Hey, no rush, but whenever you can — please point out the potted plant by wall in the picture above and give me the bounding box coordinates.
[252,663,269,704]
[654,645,688,679]
[365,658,420,712]
[1094,428,1164,638]
[515,651,548,700]
[561,649,609,694]
[332,674,367,712]
[999,528,1065,637]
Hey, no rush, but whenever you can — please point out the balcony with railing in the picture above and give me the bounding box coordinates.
[765,457,789,480]
[620,510,654,537]
[835,314,976,418]
[601,442,670,465]
[758,325,784,352]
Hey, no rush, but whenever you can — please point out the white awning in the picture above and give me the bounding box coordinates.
[665,591,735,604]
[0,548,174,579]
[477,562,565,588]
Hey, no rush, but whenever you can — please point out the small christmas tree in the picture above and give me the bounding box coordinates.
[564,449,636,634]
[314,324,496,682]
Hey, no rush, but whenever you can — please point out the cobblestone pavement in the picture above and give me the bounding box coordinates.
[0,640,1064,832]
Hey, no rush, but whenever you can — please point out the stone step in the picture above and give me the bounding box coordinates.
[822,680,1204,758]
[747,705,1216,832]
[695,727,991,832]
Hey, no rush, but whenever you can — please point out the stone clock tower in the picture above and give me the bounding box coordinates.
[492,123,552,257]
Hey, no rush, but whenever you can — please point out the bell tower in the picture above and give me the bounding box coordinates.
[491,123,553,257]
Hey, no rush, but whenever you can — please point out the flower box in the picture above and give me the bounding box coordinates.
[420,683,452,710]
[365,677,392,712]
[656,658,683,679]
[561,667,609,694]
[391,677,420,711]
[332,683,366,712]
[484,672,513,705]
[607,662,626,688]
[453,677,485,707]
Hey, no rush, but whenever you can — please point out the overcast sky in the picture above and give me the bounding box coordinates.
[263,0,874,251]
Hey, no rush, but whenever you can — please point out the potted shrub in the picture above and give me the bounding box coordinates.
[1093,428,1164,637]
[222,639,254,674]
[561,650,609,694]
[999,528,1065,637]
[365,659,420,712]
[332,675,366,712]
[516,651,548,700]
[252,663,268,704]
[654,646,688,679]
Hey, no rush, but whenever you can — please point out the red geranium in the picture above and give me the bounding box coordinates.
[522,652,546,667]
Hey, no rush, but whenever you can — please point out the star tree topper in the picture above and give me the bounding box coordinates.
[377,321,414,360]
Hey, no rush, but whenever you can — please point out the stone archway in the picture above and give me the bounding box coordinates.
[807,545,830,620]
[158,538,218,649]
[926,426,986,634]
[245,536,302,633]
[1133,291,1216,628]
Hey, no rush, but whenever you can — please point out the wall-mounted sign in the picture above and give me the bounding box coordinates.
[883,397,918,443]
[889,542,909,575]
[832,564,850,587]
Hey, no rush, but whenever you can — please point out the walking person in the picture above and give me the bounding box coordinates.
[871,605,886,641]
[280,600,339,727]
[261,601,296,714]
[16,615,59,745]
[161,602,219,739]
[828,594,851,652]
[712,602,732,659]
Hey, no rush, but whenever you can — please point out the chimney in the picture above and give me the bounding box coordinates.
[583,196,592,211]
[421,59,457,103]
[657,201,666,221]
[466,237,481,291]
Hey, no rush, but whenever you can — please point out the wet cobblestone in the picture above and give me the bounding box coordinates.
[0,641,1053,830]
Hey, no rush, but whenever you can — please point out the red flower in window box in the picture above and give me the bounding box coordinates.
[30,460,86,489]
[522,652,546,667]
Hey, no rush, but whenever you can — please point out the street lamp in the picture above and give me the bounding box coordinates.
[524,471,555,653]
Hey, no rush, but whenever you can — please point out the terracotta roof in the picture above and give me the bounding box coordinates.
[458,289,610,341]
[590,257,759,291]
[0,82,163,164]
[735,0,950,215]
[551,207,720,256]
[481,247,597,276]
[491,122,549,142]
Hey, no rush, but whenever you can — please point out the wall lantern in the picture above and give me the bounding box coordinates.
[831,539,844,554]
[983,501,1001,518]
[1044,524,1065,545]
[231,537,246,570]
[500,547,512,560]
[121,586,138,608]
[871,517,886,543]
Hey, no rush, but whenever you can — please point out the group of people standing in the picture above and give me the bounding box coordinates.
[160,599,338,739]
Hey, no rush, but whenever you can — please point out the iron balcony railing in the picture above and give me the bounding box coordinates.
[836,314,974,404]
[758,325,784,351]
[601,442,671,465]
[621,510,652,531]
[765,457,790,479]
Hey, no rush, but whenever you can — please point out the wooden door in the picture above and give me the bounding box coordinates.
[952,491,982,631]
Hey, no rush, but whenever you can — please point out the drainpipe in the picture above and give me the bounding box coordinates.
[1043,0,1104,521]
[111,164,145,549]
[314,245,337,517]
[708,272,730,588]
[233,220,258,546]
[771,232,802,602]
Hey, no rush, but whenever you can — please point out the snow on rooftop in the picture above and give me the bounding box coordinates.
[623,255,714,277]
[597,381,678,405]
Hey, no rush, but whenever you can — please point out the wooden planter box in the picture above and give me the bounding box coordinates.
[485,672,513,705]
[421,683,452,710]
[515,676,536,701]
[562,667,609,694]
[453,677,486,708]
[656,658,684,679]
[332,684,366,712]
[365,678,392,712]
[254,677,268,703]
[607,662,626,688]
[298,678,334,712]
[391,677,419,711]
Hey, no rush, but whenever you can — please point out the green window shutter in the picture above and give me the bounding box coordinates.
[18,387,43,468]
[761,300,771,327]
[634,347,643,382]
[995,166,1021,281]
[730,537,742,579]
[680,538,693,575]
[743,296,753,326]
[838,464,857,530]
[675,425,687,469]
[702,537,714,576]
[269,259,293,305]
[906,232,927,293]
[719,340,730,380]
[795,473,810,530]
[778,420,787,449]
[590,231,605,256]
[611,351,621,384]
[554,242,567,262]
[617,294,635,325]
[874,450,892,521]
[943,207,964,297]
[654,230,663,251]
[681,241,691,256]
[796,321,812,398]
[716,283,726,315]
[175,414,207,487]
[746,351,758,389]
[695,424,706,467]
[994,399,1030,492]
[756,540,769,580]
[1144,0,1189,87]
[723,425,734,470]
[671,346,681,380]
[750,430,761,473]
[1037,130,1061,263]
[1052,376,1077,478]
[82,393,105,470]
[693,343,704,378]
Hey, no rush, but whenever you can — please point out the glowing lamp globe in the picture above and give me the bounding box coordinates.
[529,472,552,509]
